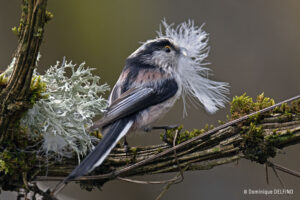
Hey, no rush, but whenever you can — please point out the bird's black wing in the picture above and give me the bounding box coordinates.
[90,78,178,130]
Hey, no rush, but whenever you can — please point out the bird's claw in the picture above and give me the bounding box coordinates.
[123,138,130,155]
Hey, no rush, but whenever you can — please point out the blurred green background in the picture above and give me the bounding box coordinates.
[1,0,299,199]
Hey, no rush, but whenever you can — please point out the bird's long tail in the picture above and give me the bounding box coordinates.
[53,118,134,195]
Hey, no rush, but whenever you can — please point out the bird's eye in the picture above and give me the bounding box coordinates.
[164,45,171,53]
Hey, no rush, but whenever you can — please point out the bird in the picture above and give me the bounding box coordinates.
[53,20,229,194]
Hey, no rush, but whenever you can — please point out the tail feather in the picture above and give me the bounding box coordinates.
[64,118,133,182]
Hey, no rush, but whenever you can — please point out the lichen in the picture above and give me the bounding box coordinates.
[1,57,15,79]
[0,56,110,191]
[20,58,109,160]
[2,55,109,161]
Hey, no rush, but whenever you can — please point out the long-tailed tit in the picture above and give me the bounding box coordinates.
[55,20,229,191]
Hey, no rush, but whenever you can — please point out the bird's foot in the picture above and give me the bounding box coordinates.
[123,137,130,155]
[152,125,178,144]
[152,125,178,130]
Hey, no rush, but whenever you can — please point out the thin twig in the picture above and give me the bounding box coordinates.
[155,129,185,200]
[154,166,189,200]
[172,129,184,184]
[154,180,175,200]
[267,161,300,178]
[116,176,178,185]
[265,164,269,185]
[270,164,285,188]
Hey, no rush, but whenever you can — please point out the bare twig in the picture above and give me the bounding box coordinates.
[270,164,285,188]
[154,128,186,200]
[172,129,184,184]
[265,164,269,184]
[116,176,177,185]
[267,161,300,178]
[154,166,190,200]
[154,177,177,200]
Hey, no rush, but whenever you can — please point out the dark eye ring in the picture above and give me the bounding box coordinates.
[164,45,171,53]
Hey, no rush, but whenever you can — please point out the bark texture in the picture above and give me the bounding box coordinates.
[0,0,47,142]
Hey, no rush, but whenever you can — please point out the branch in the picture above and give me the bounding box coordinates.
[36,96,300,189]
[0,0,49,193]
[0,0,48,141]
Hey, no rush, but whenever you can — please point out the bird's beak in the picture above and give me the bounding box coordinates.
[180,48,188,57]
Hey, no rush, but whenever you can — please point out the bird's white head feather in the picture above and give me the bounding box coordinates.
[157,20,229,115]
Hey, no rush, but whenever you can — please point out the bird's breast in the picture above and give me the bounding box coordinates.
[132,86,181,131]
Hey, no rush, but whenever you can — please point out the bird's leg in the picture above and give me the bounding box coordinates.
[151,125,178,143]
[123,136,130,155]
[152,125,178,130]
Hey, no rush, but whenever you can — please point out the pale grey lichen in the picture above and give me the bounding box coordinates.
[19,58,109,160]
[1,57,15,78]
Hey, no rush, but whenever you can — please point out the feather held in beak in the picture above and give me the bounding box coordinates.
[157,20,229,116]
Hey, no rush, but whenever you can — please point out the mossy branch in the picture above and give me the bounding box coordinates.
[0,0,48,141]
[0,0,49,192]
[35,95,300,191]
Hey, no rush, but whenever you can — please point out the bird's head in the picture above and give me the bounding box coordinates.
[128,38,188,71]
[128,20,230,115]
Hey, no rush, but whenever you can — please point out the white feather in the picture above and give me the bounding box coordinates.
[157,20,229,115]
